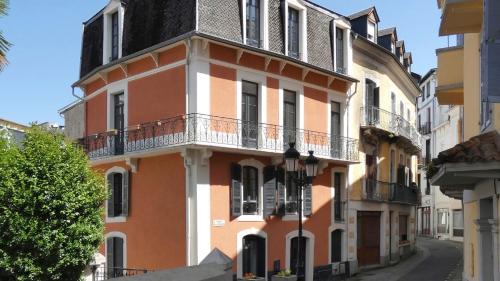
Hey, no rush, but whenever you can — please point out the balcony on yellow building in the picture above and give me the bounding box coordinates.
[436,46,464,105]
[438,0,483,36]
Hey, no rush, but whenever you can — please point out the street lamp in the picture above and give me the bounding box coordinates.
[284,143,319,281]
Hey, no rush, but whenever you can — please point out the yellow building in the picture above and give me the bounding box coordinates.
[431,0,500,280]
[344,7,421,272]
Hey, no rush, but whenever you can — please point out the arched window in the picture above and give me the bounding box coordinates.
[106,167,129,220]
[106,233,126,278]
[331,230,343,263]
[242,166,259,215]
[242,235,266,278]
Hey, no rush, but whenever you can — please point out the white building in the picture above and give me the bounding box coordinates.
[417,68,463,241]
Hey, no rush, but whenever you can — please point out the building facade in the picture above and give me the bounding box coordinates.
[416,69,463,241]
[70,1,420,280]
[431,0,500,280]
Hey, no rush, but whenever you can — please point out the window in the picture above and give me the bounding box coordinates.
[331,230,342,263]
[367,21,376,42]
[399,215,408,242]
[418,115,421,128]
[452,210,464,237]
[246,0,261,47]
[111,12,119,61]
[407,109,410,122]
[481,101,492,130]
[390,149,395,183]
[106,169,129,219]
[365,154,377,198]
[242,81,259,148]
[285,172,299,214]
[331,102,342,158]
[106,236,125,278]
[242,166,259,215]
[113,93,125,155]
[283,90,297,147]
[365,80,379,124]
[422,85,426,101]
[426,81,431,98]
[334,173,344,222]
[437,209,449,234]
[400,101,404,117]
[288,7,300,59]
[391,40,395,54]
[335,27,345,73]
[242,235,266,278]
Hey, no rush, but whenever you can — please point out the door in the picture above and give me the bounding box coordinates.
[290,237,307,281]
[283,90,297,148]
[113,93,125,155]
[365,80,379,124]
[331,101,342,158]
[242,81,259,148]
[331,230,342,263]
[242,235,266,278]
[357,212,381,266]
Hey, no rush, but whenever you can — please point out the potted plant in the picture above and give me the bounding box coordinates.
[241,272,266,281]
[272,269,297,281]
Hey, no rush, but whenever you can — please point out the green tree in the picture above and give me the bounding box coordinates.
[0,0,11,71]
[0,127,107,281]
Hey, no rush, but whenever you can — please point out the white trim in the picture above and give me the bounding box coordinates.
[105,231,127,269]
[284,0,308,62]
[104,166,128,223]
[236,70,268,125]
[103,0,124,64]
[328,226,347,264]
[237,159,265,221]
[285,229,315,281]
[279,79,304,130]
[236,228,268,279]
[106,80,128,131]
[331,167,347,224]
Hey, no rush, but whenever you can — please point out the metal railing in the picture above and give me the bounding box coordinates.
[363,180,419,205]
[419,122,432,135]
[91,266,149,281]
[79,114,359,162]
[360,106,422,149]
[334,201,346,222]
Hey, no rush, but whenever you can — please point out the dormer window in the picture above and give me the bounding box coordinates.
[288,7,300,59]
[367,21,376,42]
[391,40,395,54]
[246,0,261,47]
[335,27,345,74]
[111,12,119,61]
[400,53,404,64]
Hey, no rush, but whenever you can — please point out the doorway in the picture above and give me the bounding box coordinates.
[357,211,381,266]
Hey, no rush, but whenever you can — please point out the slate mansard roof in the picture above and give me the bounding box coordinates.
[79,0,350,80]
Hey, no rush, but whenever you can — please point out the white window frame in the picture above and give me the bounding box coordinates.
[237,159,265,222]
[279,79,304,131]
[367,21,376,42]
[331,166,347,225]
[105,166,128,223]
[284,0,308,62]
[107,81,128,131]
[327,91,347,139]
[285,230,315,281]
[282,165,306,220]
[241,0,269,49]
[103,0,125,64]
[105,231,127,270]
[237,70,268,126]
[236,229,268,279]
[332,20,350,74]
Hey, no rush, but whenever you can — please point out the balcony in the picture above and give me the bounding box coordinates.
[80,114,360,163]
[439,0,483,36]
[360,106,422,152]
[362,180,419,205]
[419,122,432,135]
[334,201,347,222]
[436,46,464,105]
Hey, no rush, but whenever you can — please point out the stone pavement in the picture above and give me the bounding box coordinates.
[349,237,463,281]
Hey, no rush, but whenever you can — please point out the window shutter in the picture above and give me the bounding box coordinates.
[303,183,312,216]
[122,170,130,217]
[115,237,124,269]
[231,163,242,217]
[277,167,286,215]
[106,237,114,269]
[263,166,277,217]
[374,87,380,108]
[483,0,500,103]
[107,173,115,218]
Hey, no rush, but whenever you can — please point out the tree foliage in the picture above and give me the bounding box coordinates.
[0,127,107,281]
[0,0,11,71]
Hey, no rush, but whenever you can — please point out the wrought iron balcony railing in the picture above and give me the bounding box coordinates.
[80,114,360,162]
[90,266,149,280]
[363,180,420,205]
[360,106,422,150]
[418,122,432,135]
[334,201,347,222]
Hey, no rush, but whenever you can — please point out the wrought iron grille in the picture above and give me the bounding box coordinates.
[360,106,422,150]
[363,180,419,205]
[334,201,346,222]
[362,180,391,202]
[79,114,360,162]
[91,266,149,281]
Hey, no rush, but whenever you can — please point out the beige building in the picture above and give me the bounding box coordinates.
[431,0,500,280]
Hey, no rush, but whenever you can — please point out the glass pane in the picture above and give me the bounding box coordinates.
[246,0,260,47]
[288,8,300,58]
[243,167,259,214]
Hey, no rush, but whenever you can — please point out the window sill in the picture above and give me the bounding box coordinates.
[106,216,127,223]
[237,215,264,222]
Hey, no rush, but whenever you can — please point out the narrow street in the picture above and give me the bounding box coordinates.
[350,238,463,281]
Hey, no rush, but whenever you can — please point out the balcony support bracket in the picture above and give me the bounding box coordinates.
[119,63,128,78]
[328,77,335,88]
[265,57,272,71]
[201,148,213,166]
[237,49,244,64]
[279,61,287,74]
[126,157,138,173]
[149,52,160,68]
[302,69,310,81]
[317,160,328,175]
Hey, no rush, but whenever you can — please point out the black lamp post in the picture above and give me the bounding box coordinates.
[284,143,319,281]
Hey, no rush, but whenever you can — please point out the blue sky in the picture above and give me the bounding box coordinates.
[0,0,446,125]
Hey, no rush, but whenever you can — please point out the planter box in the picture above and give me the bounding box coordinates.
[271,275,297,281]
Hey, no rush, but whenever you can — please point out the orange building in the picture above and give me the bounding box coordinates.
[68,0,417,280]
